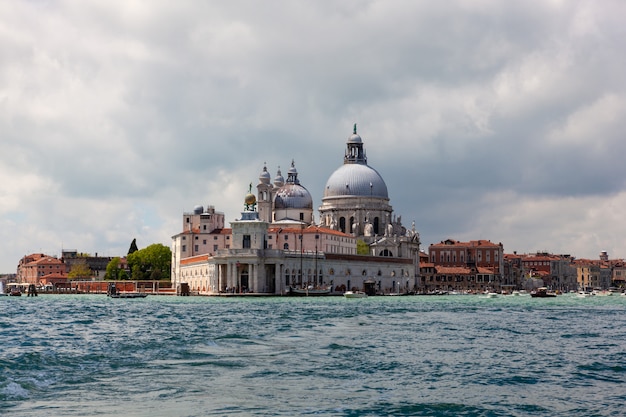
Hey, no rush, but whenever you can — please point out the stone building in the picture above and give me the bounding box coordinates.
[171,126,421,295]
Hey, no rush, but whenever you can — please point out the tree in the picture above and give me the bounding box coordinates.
[128,238,139,255]
[68,258,93,280]
[126,243,172,281]
[356,240,370,255]
[104,257,121,280]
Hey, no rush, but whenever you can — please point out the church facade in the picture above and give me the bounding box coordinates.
[171,126,421,295]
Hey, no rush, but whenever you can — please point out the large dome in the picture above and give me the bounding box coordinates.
[323,163,388,199]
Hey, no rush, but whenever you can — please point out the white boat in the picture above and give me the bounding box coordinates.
[344,291,367,299]
[577,291,593,298]
[485,292,498,298]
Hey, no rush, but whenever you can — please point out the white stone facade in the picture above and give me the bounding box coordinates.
[171,127,420,295]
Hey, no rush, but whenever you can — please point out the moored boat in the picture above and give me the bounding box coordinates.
[530,287,557,298]
[107,283,147,299]
[344,291,367,299]
[287,285,332,296]
[109,292,148,299]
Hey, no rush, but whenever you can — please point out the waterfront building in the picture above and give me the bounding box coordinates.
[17,253,67,284]
[426,239,504,292]
[171,127,421,295]
[61,250,112,279]
[611,261,626,288]
[574,259,602,291]
[502,252,525,290]
[548,254,578,292]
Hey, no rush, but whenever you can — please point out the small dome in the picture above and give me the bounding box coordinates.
[259,165,271,185]
[193,205,203,214]
[274,184,313,209]
[274,167,285,187]
[348,133,362,143]
[274,160,312,210]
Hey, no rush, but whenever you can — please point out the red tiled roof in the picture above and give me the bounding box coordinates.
[435,266,471,274]
[180,254,210,265]
[430,239,501,249]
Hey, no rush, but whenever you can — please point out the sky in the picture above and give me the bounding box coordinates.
[1,1,625,273]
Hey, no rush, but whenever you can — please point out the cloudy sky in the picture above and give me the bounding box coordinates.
[1,1,625,272]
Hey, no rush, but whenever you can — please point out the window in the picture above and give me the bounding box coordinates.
[213,245,218,251]
[243,235,251,249]
[194,245,199,252]
[182,245,186,252]
[284,243,289,250]
[203,240,207,245]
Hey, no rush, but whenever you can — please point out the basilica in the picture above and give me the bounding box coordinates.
[171,126,421,295]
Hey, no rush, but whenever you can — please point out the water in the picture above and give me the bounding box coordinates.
[2,294,626,416]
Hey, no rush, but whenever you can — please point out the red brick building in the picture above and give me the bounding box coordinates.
[425,239,504,292]
[17,253,67,284]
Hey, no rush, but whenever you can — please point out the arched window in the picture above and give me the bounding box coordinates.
[283,243,289,250]
[339,217,346,233]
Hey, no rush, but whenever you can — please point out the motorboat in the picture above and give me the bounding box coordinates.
[485,292,498,298]
[577,291,593,298]
[530,287,557,298]
[344,291,367,299]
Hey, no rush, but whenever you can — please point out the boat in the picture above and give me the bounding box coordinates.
[577,291,593,298]
[530,287,557,298]
[344,291,367,298]
[485,292,498,298]
[287,285,332,296]
[109,292,148,299]
[107,283,148,299]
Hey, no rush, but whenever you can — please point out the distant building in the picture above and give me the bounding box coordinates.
[426,239,504,292]
[17,253,67,284]
[171,126,421,295]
